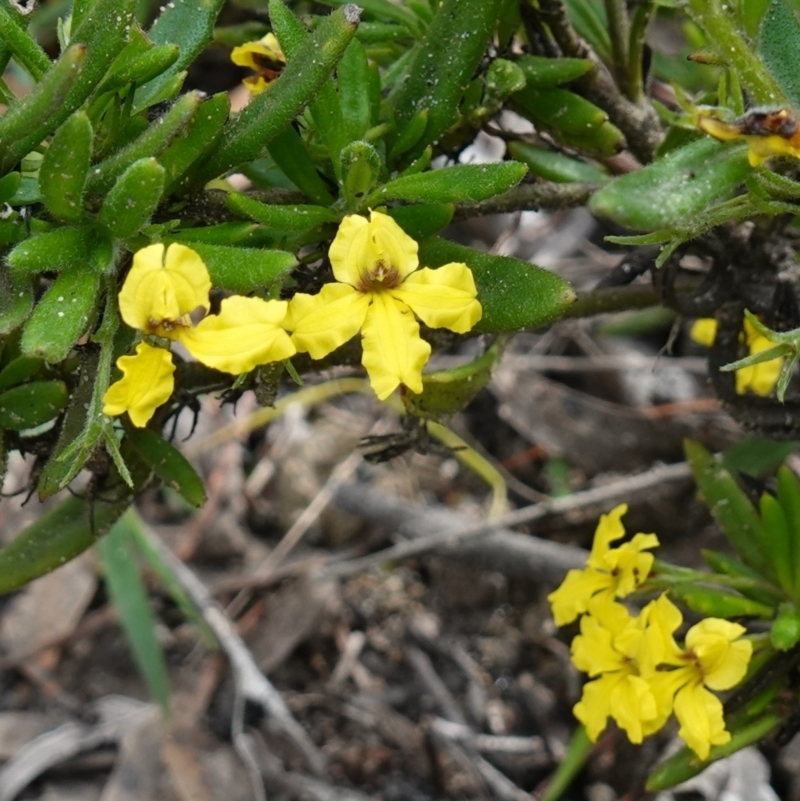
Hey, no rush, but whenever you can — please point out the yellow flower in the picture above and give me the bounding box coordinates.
[547,504,659,626]
[697,110,800,167]
[230,33,285,95]
[690,317,783,396]
[104,243,295,427]
[284,211,482,400]
[570,596,668,743]
[101,342,176,428]
[646,596,753,760]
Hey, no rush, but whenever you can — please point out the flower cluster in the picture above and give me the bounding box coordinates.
[548,505,753,760]
[690,317,783,396]
[103,212,482,426]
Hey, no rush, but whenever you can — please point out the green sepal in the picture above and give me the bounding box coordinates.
[267,126,335,206]
[0,356,44,392]
[402,338,506,422]
[667,584,774,618]
[0,491,133,595]
[0,44,87,174]
[685,440,775,581]
[385,203,454,240]
[758,0,800,109]
[0,172,21,205]
[158,92,230,194]
[97,158,165,239]
[0,380,68,430]
[168,221,258,245]
[338,38,372,141]
[227,193,339,232]
[39,111,93,223]
[514,54,593,87]
[645,711,783,792]
[7,227,94,278]
[590,140,751,232]
[771,602,800,650]
[134,0,227,109]
[512,86,624,157]
[759,492,795,593]
[341,140,382,206]
[124,425,206,508]
[185,243,296,293]
[372,161,527,205]
[195,5,360,185]
[419,238,575,333]
[392,0,503,159]
[20,266,102,362]
[507,141,608,184]
[0,267,33,335]
[86,91,203,196]
[97,41,180,96]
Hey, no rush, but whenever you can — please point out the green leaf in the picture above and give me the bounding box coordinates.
[266,126,335,206]
[125,426,206,508]
[388,109,428,160]
[760,492,795,593]
[0,266,33,336]
[0,380,67,430]
[385,203,454,239]
[0,4,51,80]
[7,227,93,278]
[341,140,382,206]
[507,141,608,184]
[168,222,258,245]
[777,465,800,598]
[392,0,503,158]
[514,54,593,87]
[373,162,527,205]
[0,356,43,392]
[338,38,372,141]
[85,91,202,196]
[97,158,165,239]
[0,172,21,205]
[0,492,133,595]
[227,194,339,232]
[20,265,101,363]
[685,440,775,580]
[97,512,171,712]
[39,112,93,223]
[722,438,797,477]
[97,40,180,96]
[134,0,227,109]
[0,44,87,174]
[185,243,296,293]
[195,5,360,185]
[759,0,800,109]
[667,583,774,618]
[590,140,751,232]
[771,602,800,650]
[418,238,576,333]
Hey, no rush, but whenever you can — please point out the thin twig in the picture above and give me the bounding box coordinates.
[453,181,598,219]
[137,519,328,778]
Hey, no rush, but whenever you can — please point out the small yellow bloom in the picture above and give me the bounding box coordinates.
[101,342,176,427]
[285,211,482,400]
[230,33,285,95]
[547,504,659,626]
[690,317,783,396]
[697,110,800,167]
[646,596,753,760]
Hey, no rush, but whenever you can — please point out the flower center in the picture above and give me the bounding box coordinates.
[359,258,401,292]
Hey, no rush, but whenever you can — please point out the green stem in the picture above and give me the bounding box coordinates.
[0,5,51,81]
[564,285,661,318]
[604,0,630,96]
[627,0,654,103]
[686,0,784,105]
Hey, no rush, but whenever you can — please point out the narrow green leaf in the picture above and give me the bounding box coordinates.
[97,42,180,95]
[0,356,43,392]
[7,227,93,278]
[372,162,527,205]
[685,440,775,580]
[186,242,296,293]
[759,0,800,109]
[135,0,227,109]
[266,126,335,206]
[98,512,171,712]
[385,204,454,240]
[97,158,165,238]
[760,492,795,592]
[125,426,206,508]
[722,438,797,477]
[0,380,67,430]
[227,193,339,232]
[39,112,93,223]
[0,266,33,335]
[338,38,372,141]
[195,4,360,185]
[514,54,593,87]
[418,238,576,333]
[667,583,774,618]
[0,5,51,80]
[507,141,608,184]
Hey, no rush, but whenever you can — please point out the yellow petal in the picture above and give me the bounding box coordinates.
[180,296,296,374]
[611,674,659,744]
[735,333,783,396]
[230,33,284,70]
[329,211,419,288]
[690,318,717,348]
[547,568,611,626]
[285,283,370,360]
[102,342,175,427]
[118,243,211,337]
[696,116,744,142]
[587,504,628,568]
[570,605,628,675]
[685,618,751,691]
[391,262,482,333]
[574,674,618,741]
[361,292,431,399]
[674,683,730,760]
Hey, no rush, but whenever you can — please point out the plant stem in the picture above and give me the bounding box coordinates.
[627,0,654,103]
[604,0,630,96]
[564,285,661,318]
